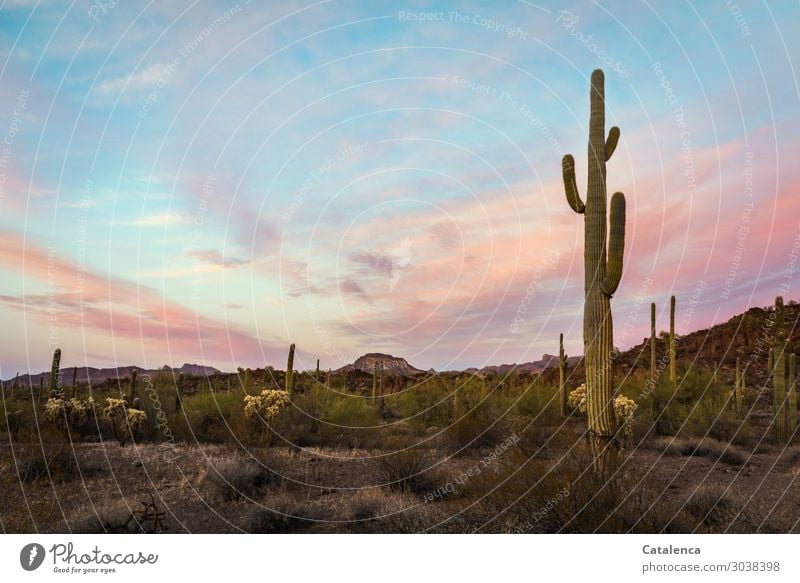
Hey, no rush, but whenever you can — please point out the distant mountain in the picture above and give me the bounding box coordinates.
[3,363,222,386]
[462,353,582,376]
[334,353,425,376]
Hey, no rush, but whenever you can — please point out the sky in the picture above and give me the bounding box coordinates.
[0,0,798,375]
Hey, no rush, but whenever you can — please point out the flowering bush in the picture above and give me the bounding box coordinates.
[567,384,586,413]
[567,385,638,440]
[243,389,290,421]
[613,395,638,441]
[43,397,95,439]
[102,398,147,447]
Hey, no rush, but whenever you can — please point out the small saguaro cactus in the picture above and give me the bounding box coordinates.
[48,348,62,397]
[286,344,296,398]
[561,69,625,440]
[316,359,320,378]
[735,357,743,414]
[559,333,567,417]
[789,353,797,432]
[773,296,788,443]
[129,369,138,403]
[768,348,774,375]
[71,366,78,398]
[650,303,657,385]
[669,296,677,383]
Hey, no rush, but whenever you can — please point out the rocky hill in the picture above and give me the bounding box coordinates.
[334,353,425,376]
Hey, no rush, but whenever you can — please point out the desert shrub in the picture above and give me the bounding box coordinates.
[510,381,560,425]
[683,485,742,529]
[338,488,441,533]
[239,491,332,533]
[102,398,147,447]
[322,394,378,427]
[464,446,695,533]
[43,397,96,441]
[205,456,277,502]
[647,437,748,465]
[387,378,452,430]
[377,445,438,496]
[14,443,78,482]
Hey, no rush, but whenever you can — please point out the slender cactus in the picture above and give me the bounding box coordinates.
[735,357,743,414]
[286,344,295,399]
[71,366,78,398]
[773,296,788,443]
[669,296,677,383]
[372,363,377,399]
[129,369,138,403]
[559,333,567,417]
[650,302,657,384]
[789,353,797,433]
[561,69,625,440]
[315,358,320,378]
[768,348,773,374]
[48,348,62,397]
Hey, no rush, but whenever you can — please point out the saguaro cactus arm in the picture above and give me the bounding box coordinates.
[601,191,626,296]
[562,155,585,214]
[605,126,620,160]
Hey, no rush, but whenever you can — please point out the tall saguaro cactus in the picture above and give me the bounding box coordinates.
[561,69,625,440]
[773,296,789,442]
[559,333,567,417]
[650,303,657,384]
[789,353,797,433]
[48,348,62,397]
[286,343,296,399]
[669,295,677,383]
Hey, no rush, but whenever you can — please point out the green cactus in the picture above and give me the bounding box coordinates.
[789,353,797,432]
[71,366,78,398]
[735,357,743,414]
[650,303,657,385]
[559,333,567,417]
[48,348,62,397]
[773,296,788,443]
[129,369,138,403]
[316,358,320,378]
[561,69,625,440]
[372,363,377,399]
[286,343,295,398]
[669,295,677,383]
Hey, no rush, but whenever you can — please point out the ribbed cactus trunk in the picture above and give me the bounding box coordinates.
[372,364,377,399]
[562,69,625,441]
[286,343,295,399]
[650,303,656,384]
[669,295,677,383]
[735,356,743,414]
[789,353,797,435]
[71,366,77,399]
[129,369,138,403]
[48,348,62,397]
[773,296,788,443]
[559,333,567,417]
[315,358,320,378]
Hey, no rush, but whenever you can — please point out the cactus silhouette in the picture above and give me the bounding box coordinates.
[650,303,657,384]
[669,295,677,383]
[773,296,788,442]
[561,69,625,440]
[559,333,567,417]
[790,353,797,432]
[48,348,61,397]
[129,369,138,403]
[286,343,295,399]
